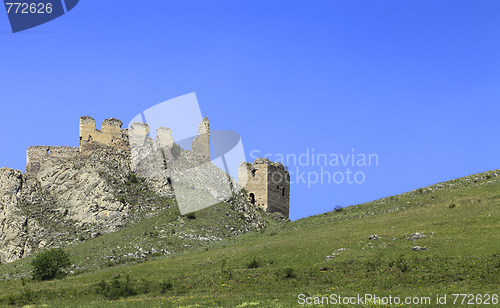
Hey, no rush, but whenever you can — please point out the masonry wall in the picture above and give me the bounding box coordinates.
[26,146,80,175]
[26,116,217,186]
[239,162,268,211]
[79,116,126,147]
[266,164,290,217]
[190,117,211,162]
[238,159,290,218]
[129,122,168,179]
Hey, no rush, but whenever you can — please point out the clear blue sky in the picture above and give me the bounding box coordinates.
[1,1,499,220]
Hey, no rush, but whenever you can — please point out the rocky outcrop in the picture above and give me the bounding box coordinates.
[0,142,171,264]
[0,168,42,263]
[34,143,140,226]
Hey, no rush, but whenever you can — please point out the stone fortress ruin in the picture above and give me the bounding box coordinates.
[239,159,290,218]
[25,116,290,218]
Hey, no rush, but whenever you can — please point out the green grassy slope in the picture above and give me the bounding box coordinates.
[0,170,499,307]
[0,196,279,280]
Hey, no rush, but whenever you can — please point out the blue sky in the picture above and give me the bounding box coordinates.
[1,1,499,220]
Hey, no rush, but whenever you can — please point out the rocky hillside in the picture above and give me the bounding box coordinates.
[0,166,497,306]
[0,138,282,265]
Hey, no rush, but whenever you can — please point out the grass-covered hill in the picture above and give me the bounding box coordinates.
[0,169,499,307]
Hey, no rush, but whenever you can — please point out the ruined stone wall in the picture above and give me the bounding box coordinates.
[129,122,166,179]
[191,117,211,162]
[79,116,127,148]
[156,127,174,150]
[79,116,210,159]
[26,116,128,176]
[26,116,217,193]
[26,146,79,175]
[266,164,290,217]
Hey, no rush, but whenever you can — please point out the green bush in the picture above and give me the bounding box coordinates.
[449,203,456,209]
[31,248,71,281]
[96,274,137,300]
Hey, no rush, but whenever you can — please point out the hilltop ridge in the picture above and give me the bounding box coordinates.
[0,116,288,264]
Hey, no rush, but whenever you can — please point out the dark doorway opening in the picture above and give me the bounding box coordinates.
[249,193,255,205]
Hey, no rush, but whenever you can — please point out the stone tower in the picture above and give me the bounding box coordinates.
[238,158,290,218]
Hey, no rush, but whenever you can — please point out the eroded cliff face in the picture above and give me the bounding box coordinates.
[33,143,139,226]
[0,168,42,263]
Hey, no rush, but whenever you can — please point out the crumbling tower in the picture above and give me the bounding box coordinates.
[238,158,290,218]
[79,116,126,148]
[191,117,210,162]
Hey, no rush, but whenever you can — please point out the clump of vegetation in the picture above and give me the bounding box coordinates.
[127,172,139,184]
[275,267,295,279]
[94,274,173,299]
[220,257,232,279]
[31,248,71,281]
[123,172,140,185]
[95,274,137,300]
[160,281,173,294]
[185,212,196,219]
[246,256,260,269]
[388,255,409,273]
[6,288,34,306]
[449,203,457,209]
[334,205,343,212]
